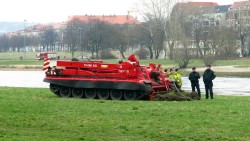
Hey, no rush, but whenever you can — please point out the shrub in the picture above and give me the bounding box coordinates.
[203,55,216,66]
[135,48,149,59]
[100,50,117,59]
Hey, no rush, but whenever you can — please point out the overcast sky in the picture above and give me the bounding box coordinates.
[0,0,237,23]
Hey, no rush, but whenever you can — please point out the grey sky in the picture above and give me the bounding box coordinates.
[0,0,237,23]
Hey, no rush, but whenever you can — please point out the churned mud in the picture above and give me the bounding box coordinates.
[152,91,200,101]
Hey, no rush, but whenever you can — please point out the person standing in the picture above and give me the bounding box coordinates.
[189,67,201,98]
[203,65,216,99]
[169,69,178,89]
[164,69,169,78]
[174,68,182,89]
[169,68,182,89]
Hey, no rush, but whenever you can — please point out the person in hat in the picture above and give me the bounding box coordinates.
[174,68,182,89]
[168,68,182,89]
[189,67,201,98]
[168,69,175,81]
[203,65,216,99]
[164,68,169,78]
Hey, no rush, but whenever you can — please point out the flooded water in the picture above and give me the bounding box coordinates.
[0,71,250,96]
[0,71,48,88]
[182,77,250,96]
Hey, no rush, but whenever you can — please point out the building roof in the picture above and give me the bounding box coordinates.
[68,15,140,25]
[174,2,219,14]
[188,2,219,7]
[215,5,231,13]
[230,1,250,9]
[25,22,63,32]
[51,23,63,29]
[175,2,218,9]
[227,1,250,13]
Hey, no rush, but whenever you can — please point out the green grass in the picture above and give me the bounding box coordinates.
[0,87,249,141]
[0,60,43,66]
[1,52,250,67]
[0,52,90,60]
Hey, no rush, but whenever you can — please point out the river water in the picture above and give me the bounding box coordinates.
[0,71,249,96]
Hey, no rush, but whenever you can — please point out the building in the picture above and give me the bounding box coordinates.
[172,2,222,38]
[173,2,231,28]
[214,5,232,26]
[67,15,140,25]
[226,1,250,26]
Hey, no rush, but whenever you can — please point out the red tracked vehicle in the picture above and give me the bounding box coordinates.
[43,54,171,100]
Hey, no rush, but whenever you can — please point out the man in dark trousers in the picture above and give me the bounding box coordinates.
[203,65,216,99]
[189,67,201,99]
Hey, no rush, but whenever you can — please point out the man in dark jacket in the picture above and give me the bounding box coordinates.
[203,65,216,99]
[189,67,201,98]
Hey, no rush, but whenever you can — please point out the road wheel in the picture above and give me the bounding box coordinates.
[85,89,97,99]
[110,90,123,100]
[60,87,72,98]
[124,91,137,101]
[50,84,60,97]
[72,88,84,98]
[97,89,110,100]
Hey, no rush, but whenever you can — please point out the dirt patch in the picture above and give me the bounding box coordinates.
[152,91,200,101]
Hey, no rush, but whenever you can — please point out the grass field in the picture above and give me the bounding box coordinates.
[0,87,249,141]
[1,51,250,67]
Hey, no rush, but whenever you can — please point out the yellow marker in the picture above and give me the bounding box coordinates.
[101,65,108,68]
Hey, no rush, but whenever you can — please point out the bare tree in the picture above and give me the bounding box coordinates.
[8,35,23,52]
[174,43,192,68]
[167,1,188,60]
[84,19,114,59]
[0,35,9,52]
[112,26,128,59]
[134,24,153,58]
[29,35,40,52]
[135,0,178,59]
[213,27,238,59]
[64,18,84,57]
[153,28,165,59]
[173,18,193,68]
[40,27,58,52]
[235,13,250,57]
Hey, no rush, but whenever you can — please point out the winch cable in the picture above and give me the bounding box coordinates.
[173,82,194,101]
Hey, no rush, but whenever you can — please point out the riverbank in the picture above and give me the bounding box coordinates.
[1,57,250,77]
[181,65,250,78]
[0,87,249,141]
[1,64,250,77]
[0,65,42,71]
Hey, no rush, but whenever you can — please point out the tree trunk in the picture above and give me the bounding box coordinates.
[164,49,167,59]
[168,41,174,60]
[195,40,204,59]
[119,49,126,59]
[148,46,153,59]
[71,45,75,58]
[155,49,161,59]
[95,44,99,59]
[240,35,246,57]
